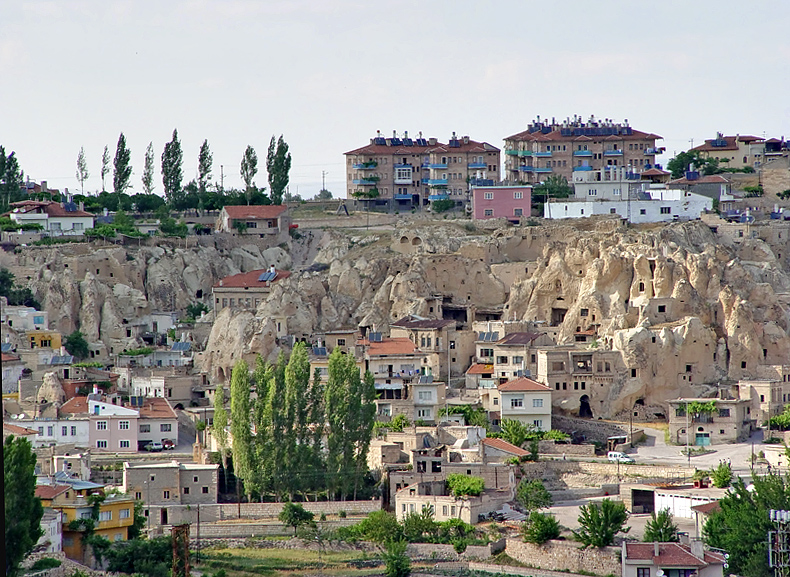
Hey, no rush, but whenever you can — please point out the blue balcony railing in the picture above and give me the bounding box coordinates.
[573,151,593,157]
[468,162,486,169]
[644,148,660,155]
[393,194,412,200]
[426,163,447,169]
[429,194,449,201]
[518,165,535,172]
[426,179,448,186]
[534,167,552,173]
[534,151,552,157]
[352,162,377,170]
[573,166,593,171]
[352,179,377,185]
[604,150,623,156]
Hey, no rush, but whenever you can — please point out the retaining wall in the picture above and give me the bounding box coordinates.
[437,561,615,577]
[505,538,621,576]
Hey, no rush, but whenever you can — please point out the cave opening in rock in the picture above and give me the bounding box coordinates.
[579,395,592,418]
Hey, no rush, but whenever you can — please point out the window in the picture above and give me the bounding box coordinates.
[140,424,151,433]
[163,490,170,499]
[161,424,172,432]
[97,440,107,448]
[202,486,209,494]
[497,356,508,364]
[99,511,112,521]
[443,505,448,516]
[514,208,523,216]
[658,305,666,313]
[514,191,523,199]
[640,209,646,215]
[97,421,108,430]
[637,568,650,577]
[193,476,199,483]
[484,192,493,200]
[719,409,730,417]
[660,207,671,214]
[588,189,597,196]
[510,397,523,408]
[480,348,493,358]
[62,426,68,436]
[533,419,543,428]
[183,487,190,495]
[493,397,499,405]
[135,492,142,500]
[337,338,346,346]
[417,408,431,419]
[119,420,130,430]
[120,508,131,519]
[418,391,433,401]
[120,440,130,449]
[533,398,543,408]
[580,308,589,317]
[484,209,493,216]
[513,356,524,365]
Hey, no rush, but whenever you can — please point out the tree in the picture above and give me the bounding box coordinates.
[704,473,790,577]
[229,359,255,500]
[278,502,314,535]
[76,147,89,195]
[267,135,292,205]
[389,413,410,432]
[4,435,44,577]
[64,330,90,360]
[142,142,155,195]
[212,386,230,491]
[113,133,132,195]
[666,150,717,179]
[533,174,573,201]
[101,145,111,192]
[198,139,213,207]
[353,510,403,544]
[240,145,258,205]
[572,498,629,548]
[382,539,411,577]
[643,509,679,542]
[516,479,552,512]
[162,129,184,208]
[315,188,333,200]
[710,461,733,488]
[446,474,484,497]
[500,419,533,447]
[1,147,24,210]
[521,511,561,544]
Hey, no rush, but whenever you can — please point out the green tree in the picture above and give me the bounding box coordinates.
[197,139,213,209]
[573,498,629,548]
[4,435,44,577]
[446,474,484,497]
[710,461,733,488]
[500,419,533,447]
[131,193,164,213]
[142,142,155,196]
[64,330,90,360]
[666,150,717,179]
[127,501,147,540]
[212,386,230,491]
[278,502,315,535]
[516,479,552,512]
[704,473,790,577]
[382,539,411,577]
[354,510,403,544]
[162,129,184,208]
[643,509,679,542]
[267,135,292,205]
[283,343,312,498]
[315,188,333,200]
[1,147,25,211]
[431,198,455,213]
[113,133,132,195]
[229,359,255,501]
[533,174,573,201]
[240,145,258,205]
[100,145,111,193]
[389,413,410,432]
[521,511,561,544]
[76,146,89,195]
[185,302,208,320]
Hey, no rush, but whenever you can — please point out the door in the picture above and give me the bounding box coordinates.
[161,508,168,525]
[695,433,710,446]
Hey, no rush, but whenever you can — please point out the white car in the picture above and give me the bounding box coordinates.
[145,442,164,452]
[607,451,635,464]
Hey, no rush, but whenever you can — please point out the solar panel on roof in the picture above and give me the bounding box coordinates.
[403,138,413,146]
[374,137,386,145]
[258,271,276,282]
[491,332,499,341]
[312,347,327,356]
[419,375,434,384]
[64,202,78,212]
[171,342,191,352]
[369,332,382,342]
[1,343,12,352]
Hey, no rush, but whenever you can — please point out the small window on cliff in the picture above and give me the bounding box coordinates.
[742,361,747,369]
[638,282,645,292]
[580,309,589,317]
[631,368,637,378]
[657,305,666,313]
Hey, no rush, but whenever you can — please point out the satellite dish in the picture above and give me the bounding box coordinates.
[656,571,665,577]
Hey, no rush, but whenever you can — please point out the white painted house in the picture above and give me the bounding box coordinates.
[6,200,94,235]
[497,376,552,430]
[18,417,91,448]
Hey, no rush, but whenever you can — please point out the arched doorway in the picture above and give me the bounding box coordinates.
[579,395,593,418]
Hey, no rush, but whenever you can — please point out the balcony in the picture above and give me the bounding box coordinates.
[573,166,593,171]
[468,162,487,169]
[426,179,448,186]
[518,165,535,172]
[604,150,623,156]
[393,194,412,201]
[352,162,378,170]
[573,150,593,157]
[644,148,661,155]
[534,151,552,158]
[506,150,533,157]
[692,414,714,424]
[426,163,447,169]
[429,193,449,201]
[534,167,553,173]
[352,178,377,185]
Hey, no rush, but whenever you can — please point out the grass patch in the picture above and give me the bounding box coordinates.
[197,546,377,577]
[489,552,531,568]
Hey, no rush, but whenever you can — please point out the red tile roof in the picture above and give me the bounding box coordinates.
[624,543,725,567]
[669,174,730,185]
[8,200,93,218]
[214,269,291,289]
[496,332,542,346]
[3,423,39,436]
[363,337,420,356]
[481,437,528,457]
[466,363,494,375]
[138,397,178,420]
[345,138,499,156]
[691,500,721,514]
[498,377,551,392]
[60,396,89,415]
[641,168,670,176]
[505,127,661,142]
[691,134,762,152]
[35,484,70,500]
[222,205,288,220]
[1,352,21,362]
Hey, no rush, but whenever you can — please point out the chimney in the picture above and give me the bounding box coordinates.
[463,135,470,145]
[690,540,704,560]
[41,181,48,192]
[429,138,437,146]
[269,264,275,275]
[654,542,660,557]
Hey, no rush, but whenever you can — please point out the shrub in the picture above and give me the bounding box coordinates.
[338,509,347,518]
[432,199,455,213]
[447,474,484,497]
[382,539,411,577]
[643,509,679,542]
[572,498,630,548]
[521,511,561,544]
[278,502,314,535]
[516,479,552,512]
[710,461,733,488]
[31,558,62,571]
[389,413,410,432]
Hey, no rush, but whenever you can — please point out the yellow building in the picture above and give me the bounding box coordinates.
[26,329,62,349]
[59,494,136,561]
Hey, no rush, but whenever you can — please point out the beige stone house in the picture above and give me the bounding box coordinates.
[395,480,512,524]
[390,315,471,380]
[123,460,219,507]
[498,377,552,431]
[667,397,752,445]
[736,378,786,426]
[212,266,291,315]
[214,204,290,241]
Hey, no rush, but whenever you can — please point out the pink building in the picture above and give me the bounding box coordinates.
[472,186,532,222]
[60,397,139,452]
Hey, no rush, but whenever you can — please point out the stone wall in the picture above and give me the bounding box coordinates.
[538,440,596,456]
[437,561,612,577]
[551,415,627,443]
[519,460,689,491]
[406,538,505,561]
[192,518,359,538]
[505,538,621,576]
[21,552,112,577]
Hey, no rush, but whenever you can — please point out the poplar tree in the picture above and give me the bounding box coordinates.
[240,145,258,205]
[161,129,184,208]
[142,142,155,195]
[265,352,289,499]
[113,133,132,195]
[266,134,291,205]
[212,386,229,491]
[252,356,274,496]
[198,139,213,203]
[75,146,89,195]
[306,367,325,494]
[229,359,254,501]
[101,145,111,192]
[283,342,311,498]
[5,435,43,577]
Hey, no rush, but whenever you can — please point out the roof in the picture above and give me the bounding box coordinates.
[1,352,21,362]
[170,342,192,352]
[35,484,71,500]
[124,460,218,471]
[3,422,38,436]
[60,396,89,415]
[8,200,93,218]
[214,268,291,289]
[624,543,725,567]
[138,397,178,420]
[669,174,730,186]
[496,332,542,346]
[481,437,529,457]
[498,377,551,392]
[691,134,763,152]
[363,337,420,356]
[221,204,287,220]
[641,168,670,176]
[691,501,721,515]
[53,471,104,491]
[505,126,661,143]
[391,316,455,330]
[345,136,499,156]
[466,363,494,375]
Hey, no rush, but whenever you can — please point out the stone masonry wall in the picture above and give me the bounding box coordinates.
[518,460,689,490]
[505,538,621,576]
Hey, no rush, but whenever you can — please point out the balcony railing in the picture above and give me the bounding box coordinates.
[352,178,377,185]
[468,162,486,169]
[429,193,449,201]
[426,179,448,186]
[573,166,593,171]
[604,150,623,156]
[426,163,447,169]
[506,149,533,157]
[644,148,661,155]
[573,151,593,157]
[692,415,714,424]
[534,167,553,173]
[352,162,378,170]
[534,151,552,157]
[518,165,534,172]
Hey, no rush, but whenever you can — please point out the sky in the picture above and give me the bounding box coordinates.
[2,0,790,198]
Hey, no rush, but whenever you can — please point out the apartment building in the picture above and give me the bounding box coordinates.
[503,116,663,185]
[344,131,500,209]
[667,397,752,445]
[137,397,179,449]
[690,133,766,169]
[2,305,48,330]
[59,396,138,452]
[390,315,472,380]
[123,461,219,507]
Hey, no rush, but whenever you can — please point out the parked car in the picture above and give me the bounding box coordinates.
[162,439,175,450]
[146,442,164,452]
[607,451,635,464]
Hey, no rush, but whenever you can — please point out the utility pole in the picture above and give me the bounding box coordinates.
[322,171,327,192]
[220,165,224,193]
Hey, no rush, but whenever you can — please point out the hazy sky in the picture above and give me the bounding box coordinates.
[2,1,789,198]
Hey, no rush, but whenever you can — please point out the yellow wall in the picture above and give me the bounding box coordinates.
[57,497,135,561]
[27,330,62,349]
